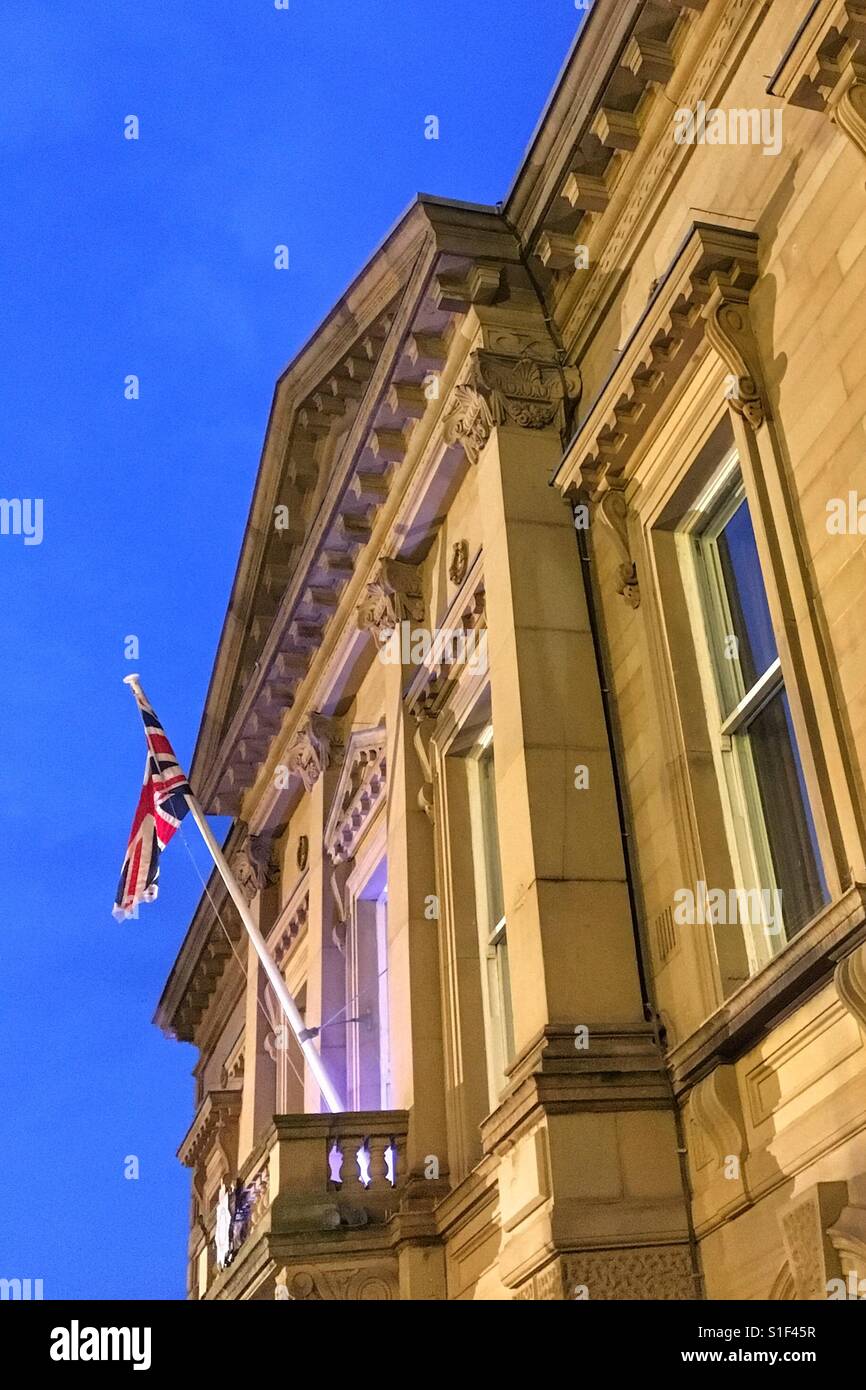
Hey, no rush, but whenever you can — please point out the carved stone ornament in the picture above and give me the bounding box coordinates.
[443,350,582,463]
[473,349,582,430]
[441,381,494,465]
[356,558,424,641]
[285,713,337,791]
[596,489,640,608]
[325,727,387,864]
[519,1248,696,1301]
[274,1263,397,1301]
[231,830,279,902]
[834,939,866,1031]
[689,1064,746,1166]
[449,539,468,586]
[778,1184,848,1300]
[702,277,765,431]
[329,863,352,955]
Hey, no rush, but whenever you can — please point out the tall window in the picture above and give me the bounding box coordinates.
[271,987,305,1114]
[467,726,514,1104]
[349,857,391,1110]
[681,451,827,972]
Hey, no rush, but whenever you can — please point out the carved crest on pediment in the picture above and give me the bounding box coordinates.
[449,540,468,586]
[325,725,387,864]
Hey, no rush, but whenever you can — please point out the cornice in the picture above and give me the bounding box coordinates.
[177,1088,242,1170]
[768,0,866,161]
[267,870,310,971]
[669,885,866,1094]
[508,0,714,259]
[554,221,761,496]
[533,0,770,361]
[153,819,247,1044]
[194,203,526,818]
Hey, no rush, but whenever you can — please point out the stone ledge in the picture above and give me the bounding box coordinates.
[670,885,866,1094]
[481,1022,673,1155]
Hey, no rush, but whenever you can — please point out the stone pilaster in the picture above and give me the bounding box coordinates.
[303,764,349,1114]
[238,886,279,1163]
[379,588,450,1296]
[448,351,693,1297]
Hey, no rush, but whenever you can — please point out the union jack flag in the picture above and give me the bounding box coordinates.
[113,680,192,921]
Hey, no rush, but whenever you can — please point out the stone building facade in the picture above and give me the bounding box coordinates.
[156,0,866,1300]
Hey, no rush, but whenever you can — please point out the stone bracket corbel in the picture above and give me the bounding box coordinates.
[768,2,866,165]
[835,938,866,1030]
[356,557,424,644]
[830,72,866,160]
[595,489,641,608]
[329,859,354,954]
[411,710,437,822]
[701,274,766,431]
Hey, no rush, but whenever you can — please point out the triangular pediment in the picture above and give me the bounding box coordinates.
[190,196,524,814]
[324,724,387,865]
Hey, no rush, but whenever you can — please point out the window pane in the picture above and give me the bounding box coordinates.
[478,744,505,930]
[716,500,778,688]
[743,690,828,936]
[496,939,515,1065]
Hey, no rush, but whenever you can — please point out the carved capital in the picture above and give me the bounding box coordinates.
[285,713,337,791]
[231,828,279,902]
[473,349,582,431]
[596,489,640,608]
[702,277,766,430]
[443,351,582,462]
[356,557,424,640]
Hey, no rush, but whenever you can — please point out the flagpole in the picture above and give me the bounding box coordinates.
[122,676,345,1115]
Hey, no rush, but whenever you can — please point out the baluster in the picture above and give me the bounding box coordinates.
[368,1133,389,1189]
[340,1134,360,1186]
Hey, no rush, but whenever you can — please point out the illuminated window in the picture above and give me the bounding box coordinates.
[467,726,514,1104]
[680,450,828,972]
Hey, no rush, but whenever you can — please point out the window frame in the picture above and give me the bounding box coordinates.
[675,445,827,973]
[465,725,514,1108]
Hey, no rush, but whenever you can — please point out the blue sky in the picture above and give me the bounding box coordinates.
[0,0,580,1299]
